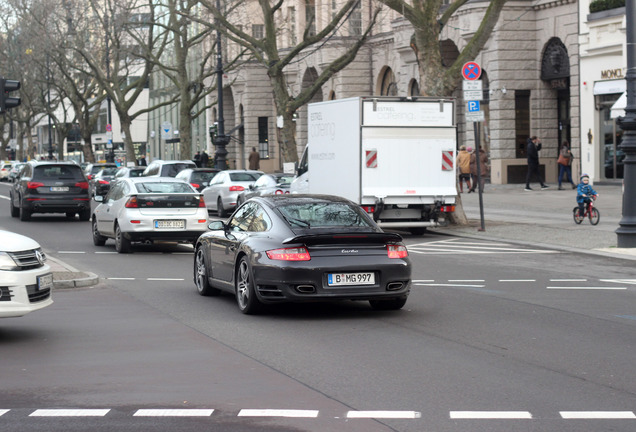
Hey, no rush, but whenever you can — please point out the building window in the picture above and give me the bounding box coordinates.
[252,24,264,40]
[305,0,316,37]
[258,117,269,159]
[349,1,362,36]
[515,90,530,158]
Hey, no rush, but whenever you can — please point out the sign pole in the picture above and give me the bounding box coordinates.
[474,122,485,231]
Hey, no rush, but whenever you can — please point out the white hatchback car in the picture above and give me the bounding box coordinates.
[92,177,209,253]
[0,230,54,318]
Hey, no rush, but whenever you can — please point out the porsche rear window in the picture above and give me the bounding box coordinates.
[278,203,373,228]
[134,182,195,193]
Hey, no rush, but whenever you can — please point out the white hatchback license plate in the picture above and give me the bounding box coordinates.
[328,272,375,286]
[50,186,69,192]
[155,220,185,229]
[38,273,54,291]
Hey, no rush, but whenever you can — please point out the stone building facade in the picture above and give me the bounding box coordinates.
[212,0,580,185]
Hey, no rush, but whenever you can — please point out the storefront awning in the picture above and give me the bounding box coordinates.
[594,79,626,95]
[611,92,626,119]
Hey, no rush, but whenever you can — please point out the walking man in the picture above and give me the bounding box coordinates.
[248,147,260,170]
[525,136,549,191]
[200,150,209,168]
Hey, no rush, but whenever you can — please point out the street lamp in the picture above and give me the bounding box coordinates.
[616,0,636,247]
[46,55,54,160]
[213,0,229,169]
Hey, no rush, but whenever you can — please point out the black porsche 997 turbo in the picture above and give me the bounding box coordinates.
[194,194,411,314]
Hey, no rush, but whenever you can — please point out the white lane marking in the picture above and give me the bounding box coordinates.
[0,409,8,416]
[499,279,536,282]
[147,278,185,281]
[347,411,421,419]
[57,251,86,254]
[450,411,533,419]
[238,409,319,418]
[0,195,9,200]
[415,283,485,288]
[30,409,110,417]
[550,279,588,282]
[600,279,636,285]
[547,286,627,290]
[448,279,485,282]
[133,409,214,417]
[560,411,635,419]
[108,277,136,280]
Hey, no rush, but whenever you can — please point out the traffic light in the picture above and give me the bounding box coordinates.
[0,77,21,113]
[208,122,218,144]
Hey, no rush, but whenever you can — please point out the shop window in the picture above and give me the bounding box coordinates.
[515,90,530,159]
[258,117,269,159]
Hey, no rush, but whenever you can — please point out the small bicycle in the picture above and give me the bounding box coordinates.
[573,195,600,225]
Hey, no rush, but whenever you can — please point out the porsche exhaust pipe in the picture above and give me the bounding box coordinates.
[296,285,315,294]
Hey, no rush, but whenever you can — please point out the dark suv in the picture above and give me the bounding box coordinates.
[10,161,91,221]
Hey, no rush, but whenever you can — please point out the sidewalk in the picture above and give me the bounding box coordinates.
[432,181,636,261]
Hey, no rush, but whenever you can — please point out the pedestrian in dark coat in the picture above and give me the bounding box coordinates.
[469,146,488,193]
[200,150,209,168]
[525,136,548,191]
[193,151,201,167]
[248,147,260,170]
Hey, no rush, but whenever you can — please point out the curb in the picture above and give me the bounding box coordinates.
[47,255,101,289]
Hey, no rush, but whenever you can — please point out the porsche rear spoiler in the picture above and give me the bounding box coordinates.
[282,232,403,245]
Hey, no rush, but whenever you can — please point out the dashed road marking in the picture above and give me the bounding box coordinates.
[550,279,588,282]
[600,279,636,285]
[560,411,636,419]
[346,411,421,419]
[547,286,627,290]
[238,409,319,418]
[134,409,214,417]
[499,279,536,282]
[30,409,110,417]
[450,411,533,419]
[0,409,8,416]
[409,239,557,255]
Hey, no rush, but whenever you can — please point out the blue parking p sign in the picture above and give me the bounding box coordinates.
[467,100,480,112]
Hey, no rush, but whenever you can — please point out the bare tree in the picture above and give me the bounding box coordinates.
[196,0,382,163]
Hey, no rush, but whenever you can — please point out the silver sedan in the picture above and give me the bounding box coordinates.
[92,178,209,253]
[201,170,263,217]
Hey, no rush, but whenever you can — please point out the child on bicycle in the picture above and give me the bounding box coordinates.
[576,174,598,216]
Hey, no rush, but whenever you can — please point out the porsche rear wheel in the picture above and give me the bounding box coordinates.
[236,256,262,314]
[194,247,221,296]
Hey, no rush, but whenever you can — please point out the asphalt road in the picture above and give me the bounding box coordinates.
[0,183,635,432]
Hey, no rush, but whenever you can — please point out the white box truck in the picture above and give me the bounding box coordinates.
[291,96,457,234]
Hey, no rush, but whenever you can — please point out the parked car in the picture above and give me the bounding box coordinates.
[84,162,118,180]
[175,168,220,192]
[194,195,411,314]
[142,160,197,178]
[92,177,209,253]
[201,170,263,217]
[0,230,54,318]
[0,161,15,181]
[114,166,145,180]
[10,161,91,221]
[89,167,120,197]
[236,172,294,206]
[7,162,25,183]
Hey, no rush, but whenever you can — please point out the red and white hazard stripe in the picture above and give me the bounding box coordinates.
[366,150,378,168]
[441,150,453,171]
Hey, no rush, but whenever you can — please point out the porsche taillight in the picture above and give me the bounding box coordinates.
[387,244,408,259]
[266,247,311,261]
[125,196,139,208]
